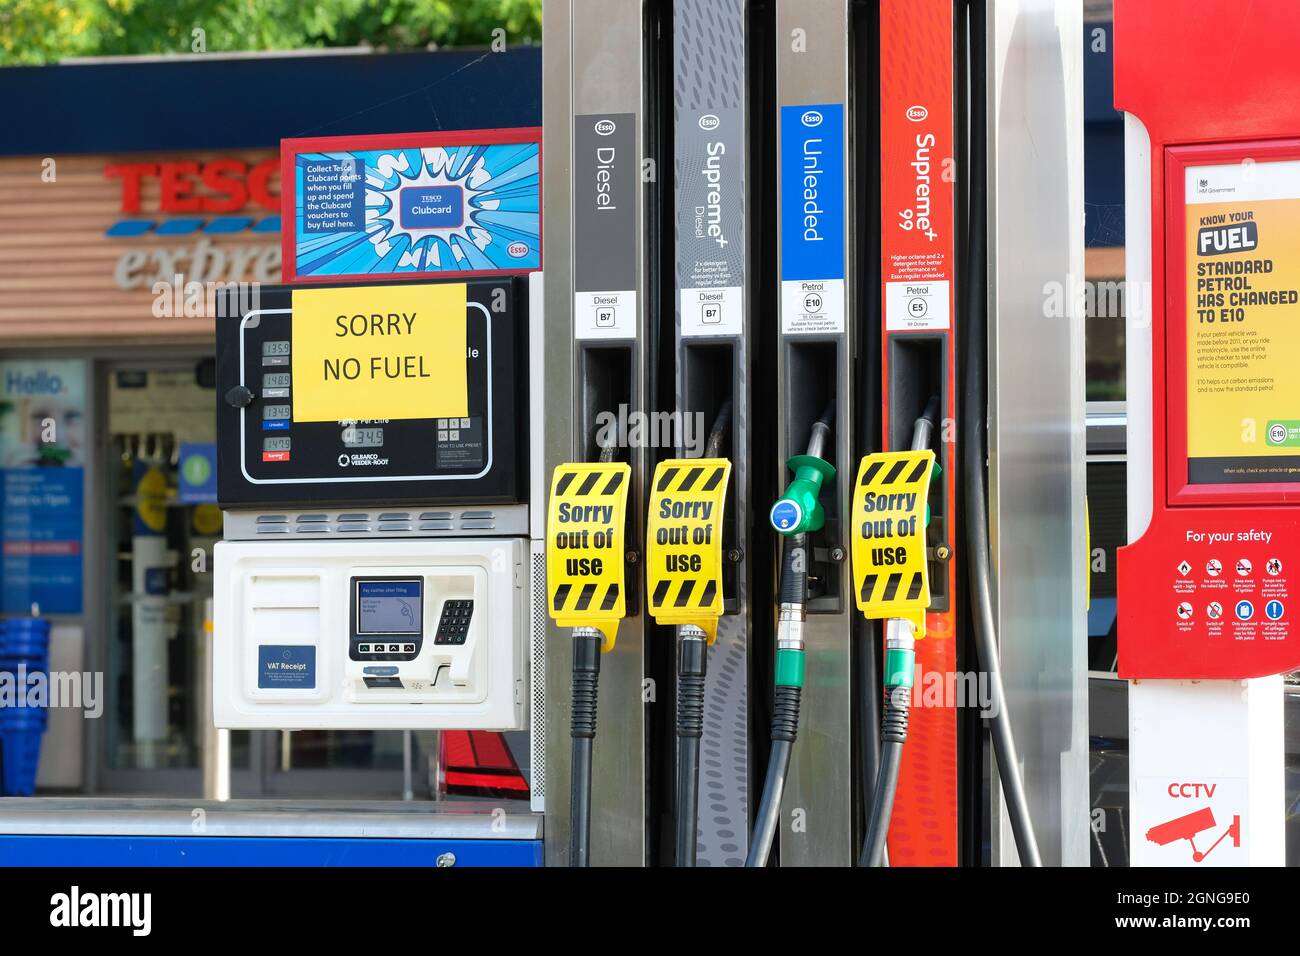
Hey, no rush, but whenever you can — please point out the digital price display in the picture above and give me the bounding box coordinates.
[263,436,291,452]
[343,427,384,448]
[263,372,291,389]
[262,340,291,356]
[263,404,291,421]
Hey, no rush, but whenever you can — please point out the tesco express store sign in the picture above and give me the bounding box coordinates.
[105,156,282,290]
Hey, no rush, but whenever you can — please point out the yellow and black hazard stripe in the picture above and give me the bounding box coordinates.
[860,570,925,605]
[859,455,931,488]
[553,581,622,614]
[554,468,626,498]
[654,463,727,494]
[650,578,718,611]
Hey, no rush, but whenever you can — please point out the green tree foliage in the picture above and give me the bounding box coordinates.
[0,0,542,65]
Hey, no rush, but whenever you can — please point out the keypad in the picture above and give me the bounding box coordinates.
[435,599,474,645]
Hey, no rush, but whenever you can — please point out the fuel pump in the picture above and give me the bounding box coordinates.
[769,0,857,867]
[545,461,631,866]
[747,404,835,867]
[645,424,732,866]
[666,0,753,868]
[531,0,1085,867]
[540,0,664,865]
[852,399,939,866]
[211,276,536,733]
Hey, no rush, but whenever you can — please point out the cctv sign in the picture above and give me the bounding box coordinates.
[1134,775,1246,865]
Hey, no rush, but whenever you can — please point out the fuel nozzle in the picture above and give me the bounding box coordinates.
[769,405,836,536]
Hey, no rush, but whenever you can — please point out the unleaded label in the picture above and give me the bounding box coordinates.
[779,103,845,335]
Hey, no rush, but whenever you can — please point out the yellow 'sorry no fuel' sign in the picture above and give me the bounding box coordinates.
[290,283,469,423]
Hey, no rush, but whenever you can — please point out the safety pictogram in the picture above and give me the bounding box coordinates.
[1145,807,1241,864]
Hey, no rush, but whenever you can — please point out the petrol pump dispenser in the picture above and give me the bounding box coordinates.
[646,453,731,866]
[667,0,751,866]
[531,0,1085,868]
[545,461,631,866]
[211,277,535,732]
[541,0,662,866]
[212,118,546,748]
[1115,0,1300,866]
[874,0,962,866]
[770,0,858,868]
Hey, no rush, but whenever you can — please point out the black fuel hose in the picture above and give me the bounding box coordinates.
[962,0,1042,867]
[859,397,939,867]
[569,627,602,866]
[675,627,708,865]
[676,400,732,866]
[745,532,805,867]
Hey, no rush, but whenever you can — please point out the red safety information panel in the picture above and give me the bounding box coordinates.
[1115,0,1300,679]
[879,0,957,866]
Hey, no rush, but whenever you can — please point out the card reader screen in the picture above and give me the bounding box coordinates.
[356,580,422,634]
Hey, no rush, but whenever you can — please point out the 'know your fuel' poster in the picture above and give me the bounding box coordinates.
[1186,158,1300,485]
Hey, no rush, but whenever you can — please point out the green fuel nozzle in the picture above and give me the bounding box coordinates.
[769,453,836,535]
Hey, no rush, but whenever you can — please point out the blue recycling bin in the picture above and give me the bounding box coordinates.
[0,618,51,796]
[1,618,51,662]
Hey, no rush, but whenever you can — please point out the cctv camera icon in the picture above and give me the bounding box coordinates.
[1145,807,1241,862]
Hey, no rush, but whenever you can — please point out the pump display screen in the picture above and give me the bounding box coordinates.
[263,340,291,356]
[356,580,422,635]
[342,427,384,448]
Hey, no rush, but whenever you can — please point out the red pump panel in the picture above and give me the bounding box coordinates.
[879,0,958,866]
[1116,0,1300,679]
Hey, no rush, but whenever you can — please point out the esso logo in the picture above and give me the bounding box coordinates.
[594,119,617,136]
[698,114,721,131]
[906,105,928,122]
[800,109,823,128]
[507,241,530,259]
